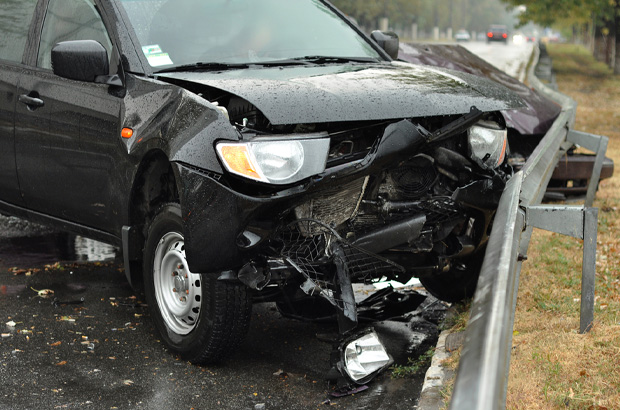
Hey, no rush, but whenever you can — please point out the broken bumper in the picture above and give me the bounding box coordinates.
[174,119,435,274]
[174,163,287,273]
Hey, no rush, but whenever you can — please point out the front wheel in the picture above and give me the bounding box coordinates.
[143,203,251,363]
[419,254,484,303]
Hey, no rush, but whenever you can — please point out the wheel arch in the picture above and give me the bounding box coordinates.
[123,149,181,290]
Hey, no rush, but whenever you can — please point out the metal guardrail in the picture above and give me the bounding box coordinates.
[448,45,609,410]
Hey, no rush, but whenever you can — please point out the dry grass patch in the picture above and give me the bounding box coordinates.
[506,44,620,410]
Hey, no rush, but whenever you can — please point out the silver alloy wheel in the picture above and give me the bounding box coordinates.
[153,232,202,335]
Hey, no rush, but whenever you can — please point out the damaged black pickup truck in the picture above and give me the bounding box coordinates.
[0,0,523,382]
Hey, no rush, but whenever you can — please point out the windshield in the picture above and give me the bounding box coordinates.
[119,0,383,70]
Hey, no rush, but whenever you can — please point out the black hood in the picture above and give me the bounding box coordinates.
[157,61,523,125]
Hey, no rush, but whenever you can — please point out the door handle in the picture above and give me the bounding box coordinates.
[19,94,45,109]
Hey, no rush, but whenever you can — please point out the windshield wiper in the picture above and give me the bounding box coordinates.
[154,56,380,73]
[288,55,381,64]
[257,56,380,67]
[155,62,250,74]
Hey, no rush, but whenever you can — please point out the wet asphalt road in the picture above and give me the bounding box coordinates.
[0,216,440,410]
[461,40,534,80]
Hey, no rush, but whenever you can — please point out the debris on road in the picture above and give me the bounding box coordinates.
[31,287,54,298]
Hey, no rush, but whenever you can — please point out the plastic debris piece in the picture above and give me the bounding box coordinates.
[329,384,369,398]
[52,297,85,307]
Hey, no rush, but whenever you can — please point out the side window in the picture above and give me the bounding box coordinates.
[0,0,38,63]
[37,0,114,71]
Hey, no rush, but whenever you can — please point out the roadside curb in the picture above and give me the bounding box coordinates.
[416,329,454,409]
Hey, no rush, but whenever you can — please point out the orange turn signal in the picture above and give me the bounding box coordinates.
[218,145,261,180]
[121,128,134,139]
[498,136,507,166]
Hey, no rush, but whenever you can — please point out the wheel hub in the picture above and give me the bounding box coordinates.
[153,232,202,335]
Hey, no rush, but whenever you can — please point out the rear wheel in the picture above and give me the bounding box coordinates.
[143,203,251,363]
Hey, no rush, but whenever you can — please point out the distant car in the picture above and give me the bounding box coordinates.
[455,29,471,42]
[487,25,508,43]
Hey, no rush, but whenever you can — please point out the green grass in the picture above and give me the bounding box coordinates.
[390,347,435,379]
[439,300,471,332]
[546,44,613,78]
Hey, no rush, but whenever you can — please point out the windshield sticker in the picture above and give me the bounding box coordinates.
[142,45,162,55]
[142,45,173,67]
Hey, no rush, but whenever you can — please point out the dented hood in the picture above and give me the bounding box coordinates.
[157,61,523,125]
[397,43,562,135]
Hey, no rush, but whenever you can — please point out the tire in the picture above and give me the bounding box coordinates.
[419,254,484,303]
[143,203,251,364]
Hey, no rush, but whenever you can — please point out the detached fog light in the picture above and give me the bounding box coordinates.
[340,329,392,383]
[467,120,507,170]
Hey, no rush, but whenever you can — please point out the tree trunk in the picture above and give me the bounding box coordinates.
[604,19,613,67]
[594,22,605,62]
[615,5,620,74]
[607,11,618,70]
[582,23,594,52]
[589,15,596,54]
[572,25,578,44]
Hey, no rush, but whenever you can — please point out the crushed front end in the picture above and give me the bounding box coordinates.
[177,103,511,335]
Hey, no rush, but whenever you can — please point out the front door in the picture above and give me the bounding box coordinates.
[0,0,39,206]
[15,0,123,230]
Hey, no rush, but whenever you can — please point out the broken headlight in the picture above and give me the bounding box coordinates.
[216,136,330,185]
[467,120,507,170]
[338,329,393,384]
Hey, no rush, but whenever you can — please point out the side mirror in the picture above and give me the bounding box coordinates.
[370,31,399,59]
[52,40,121,86]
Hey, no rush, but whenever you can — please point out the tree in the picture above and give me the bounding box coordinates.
[331,0,420,32]
[330,0,514,38]
[500,0,620,74]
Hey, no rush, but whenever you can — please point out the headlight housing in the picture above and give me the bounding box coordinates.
[467,120,507,170]
[216,135,330,185]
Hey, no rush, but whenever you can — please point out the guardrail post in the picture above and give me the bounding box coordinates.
[524,205,598,333]
[566,130,609,207]
[581,207,598,333]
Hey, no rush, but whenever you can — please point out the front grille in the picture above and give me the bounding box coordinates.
[278,219,405,295]
[294,177,368,229]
